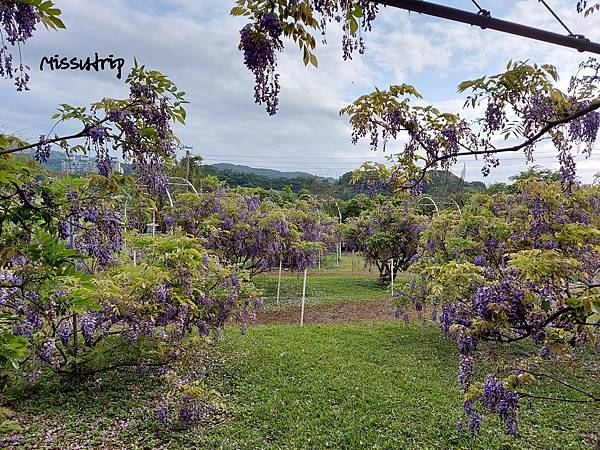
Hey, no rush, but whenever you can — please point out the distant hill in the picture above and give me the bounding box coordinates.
[14,150,486,199]
[208,163,323,180]
[423,170,486,194]
[201,164,336,195]
[16,149,65,173]
[203,164,485,200]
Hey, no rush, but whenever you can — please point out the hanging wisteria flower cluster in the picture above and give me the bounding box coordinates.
[61,192,125,270]
[239,12,283,115]
[0,0,63,91]
[577,0,600,15]
[0,0,38,90]
[232,0,378,114]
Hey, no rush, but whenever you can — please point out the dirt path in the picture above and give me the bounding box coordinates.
[255,300,398,325]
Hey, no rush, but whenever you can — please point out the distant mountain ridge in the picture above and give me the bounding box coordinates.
[207,163,325,180]
[424,170,486,194]
[16,151,487,199]
[18,149,65,173]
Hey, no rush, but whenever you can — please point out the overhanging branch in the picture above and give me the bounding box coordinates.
[433,99,600,164]
[400,99,600,188]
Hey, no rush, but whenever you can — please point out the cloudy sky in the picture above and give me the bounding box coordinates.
[2,0,600,183]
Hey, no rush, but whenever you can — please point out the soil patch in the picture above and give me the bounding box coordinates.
[255,300,397,325]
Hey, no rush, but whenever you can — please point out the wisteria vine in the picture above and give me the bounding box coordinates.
[397,179,600,436]
[0,0,64,90]
[233,0,378,114]
[344,59,600,193]
[1,62,188,193]
[163,190,337,275]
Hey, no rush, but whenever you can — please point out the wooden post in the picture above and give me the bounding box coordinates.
[72,313,78,374]
[300,268,307,327]
[352,250,355,275]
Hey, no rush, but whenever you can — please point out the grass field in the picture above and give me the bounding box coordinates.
[202,324,599,449]
[254,253,395,310]
[9,254,600,449]
[13,323,599,449]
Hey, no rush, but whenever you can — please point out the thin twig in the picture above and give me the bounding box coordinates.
[519,392,593,403]
[518,368,600,401]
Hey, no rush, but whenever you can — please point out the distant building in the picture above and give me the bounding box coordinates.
[111,157,123,174]
[62,155,123,175]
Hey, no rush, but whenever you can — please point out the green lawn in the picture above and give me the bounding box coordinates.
[13,323,599,449]
[253,253,399,310]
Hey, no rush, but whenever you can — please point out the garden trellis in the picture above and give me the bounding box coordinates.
[255,251,393,327]
[125,176,201,234]
[416,196,440,216]
[415,196,463,217]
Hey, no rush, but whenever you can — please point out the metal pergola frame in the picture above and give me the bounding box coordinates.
[124,176,201,235]
[417,195,440,216]
[376,0,600,55]
[415,196,462,216]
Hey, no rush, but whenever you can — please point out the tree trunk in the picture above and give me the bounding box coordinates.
[376,260,386,284]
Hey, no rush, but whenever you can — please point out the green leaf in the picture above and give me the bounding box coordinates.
[353,3,364,18]
[230,6,246,16]
[350,16,359,35]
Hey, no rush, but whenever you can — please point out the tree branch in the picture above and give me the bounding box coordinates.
[0,101,139,157]
[1,128,90,157]
[438,100,600,162]
[401,99,600,189]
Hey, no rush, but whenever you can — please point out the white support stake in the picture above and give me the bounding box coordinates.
[133,250,137,267]
[300,268,307,327]
[352,250,355,275]
[390,258,395,298]
[276,257,283,305]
